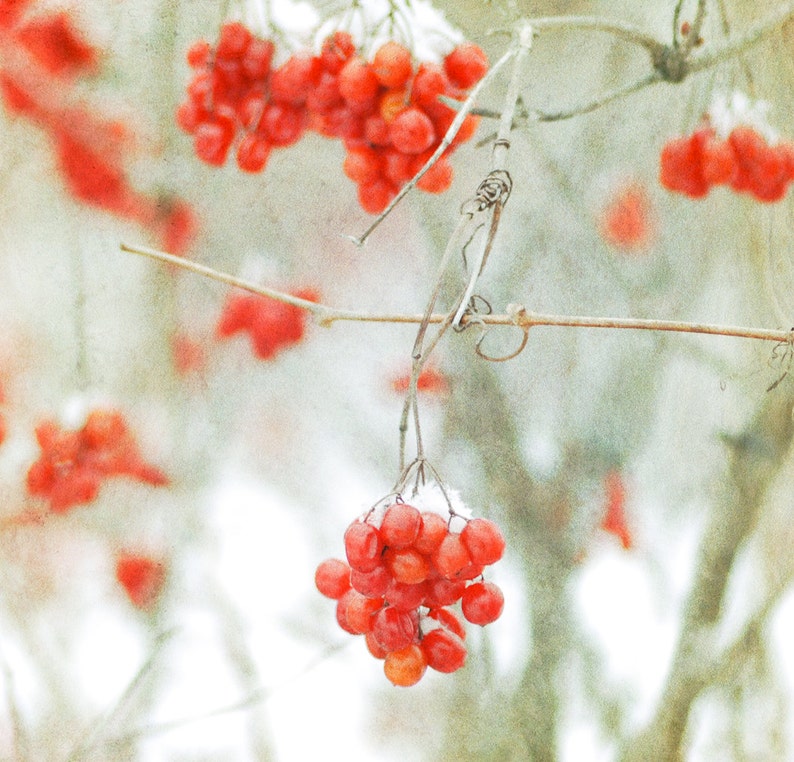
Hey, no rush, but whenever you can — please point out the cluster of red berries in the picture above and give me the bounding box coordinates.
[0,5,196,254]
[215,288,318,360]
[315,502,505,687]
[660,124,794,202]
[26,408,169,513]
[177,21,488,212]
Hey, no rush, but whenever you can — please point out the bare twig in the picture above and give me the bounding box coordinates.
[119,243,793,344]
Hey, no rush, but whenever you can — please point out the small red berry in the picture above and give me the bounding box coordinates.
[421,627,467,673]
[461,581,504,626]
[461,517,506,566]
[444,43,489,89]
[372,41,413,89]
[315,558,351,599]
[389,107,436,154]
[344,521,383,572]
[380,503,422,548]
[384,644,426,686]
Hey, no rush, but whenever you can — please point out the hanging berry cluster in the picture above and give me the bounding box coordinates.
[215,287,319,360]
[177,21,488,213]
[315,501,505,686]
[26,408,169,513]
[660,124,794,202]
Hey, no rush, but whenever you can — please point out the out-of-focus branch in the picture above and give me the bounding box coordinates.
[622,385,794,761]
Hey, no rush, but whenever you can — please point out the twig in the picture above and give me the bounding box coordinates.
[119,243,793,344]
[687,1,794,74]
[65,629,176,762]
[451,21,531,326]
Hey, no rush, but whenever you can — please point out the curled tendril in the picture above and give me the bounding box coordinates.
[454,295,529,362]
[474,324,530,362]
[461,169,513,216]
[767,327,794,392]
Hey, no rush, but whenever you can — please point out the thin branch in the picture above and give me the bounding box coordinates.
[119,243,793,344]
[508,15,664,54]
[687,1,794,74]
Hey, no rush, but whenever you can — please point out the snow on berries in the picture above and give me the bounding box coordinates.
[177,18,488,212]
[26,407,169,513]
[659,93,794,203]
[315,488,505,687]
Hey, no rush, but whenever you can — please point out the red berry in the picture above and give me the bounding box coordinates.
[380,503,422,547]
[358,177,398,214]
[193,119,235,166]
[350,564,391,598]
[338,56,380,107]
[383,579,427,611]
[315,558,351,599]
[413,512,448,555]
[384,644,426,686]
[372,41,413,88]
[461,581,504,625]
[366,630,389,659]
[659,130,709,198]
[372,606,418,651]
[461,517,506,566]
[424,575,466,607]
[186,40,211,69]
[320,31,356,74]
[379,88,408,124]
[382,149,415,185]
[410,63,450,108]
[385,547,429,585]
[444,43,489,89]
[81,409,128,451]
[236,133,271,172]
[421,627,467,673]
[335,589,359,634]
[416,155,453,194]
[241,37,274,80]
[343,146,383,184]
[431,532,472,578]
[344,521,383,572]
[216,22,252,61]
[116,554,165,610]
[702,137,735,186]
[261,102,306,146]
[270,56,321,105]
[344,591,384,633]
[427,606,466,640]
[389,107,436,154]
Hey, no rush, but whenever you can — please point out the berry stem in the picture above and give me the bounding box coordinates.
[451,20,532,327]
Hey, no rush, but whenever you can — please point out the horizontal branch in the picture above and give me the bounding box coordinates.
[120,243,792,344]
